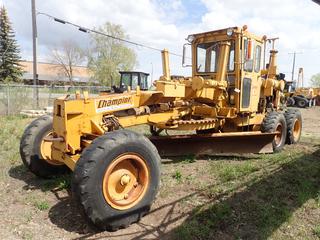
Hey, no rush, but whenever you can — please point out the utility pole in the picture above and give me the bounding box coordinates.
[288,52,302,85]
[31,0,39,108]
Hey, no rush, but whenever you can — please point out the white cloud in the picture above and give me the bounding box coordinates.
[2,0,320,84]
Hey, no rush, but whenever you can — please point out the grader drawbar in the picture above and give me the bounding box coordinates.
[20,26,302,231]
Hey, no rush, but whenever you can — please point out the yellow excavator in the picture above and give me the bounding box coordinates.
[20,26,302,230]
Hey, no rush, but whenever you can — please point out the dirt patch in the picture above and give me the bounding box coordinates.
[0,107,319,240]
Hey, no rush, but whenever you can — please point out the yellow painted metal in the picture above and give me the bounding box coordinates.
[293,119,302,142]
[161,49,171,81]
[49,25,287,170]
[40,132,64,166]
[216,41,231,82]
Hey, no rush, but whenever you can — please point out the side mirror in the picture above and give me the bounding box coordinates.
[182,43,192,67]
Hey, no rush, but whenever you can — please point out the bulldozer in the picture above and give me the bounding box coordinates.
[20,26,302,230]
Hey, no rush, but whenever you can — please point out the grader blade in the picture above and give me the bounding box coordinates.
[150,131,276,157]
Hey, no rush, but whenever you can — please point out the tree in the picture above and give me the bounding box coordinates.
[0,6,23,83]
[310,73,320,87]
[49,41,84,85]
[87,22,137,86]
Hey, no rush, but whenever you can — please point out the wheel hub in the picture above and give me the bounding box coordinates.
[120,174,131,186]
[102,154,149,210]
[293,119,301,141]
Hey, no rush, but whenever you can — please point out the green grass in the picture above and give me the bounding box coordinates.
[174,203,232,240]
[34,200,49,211]
[182,154,196,163]
[173,147,320,239]
[214,161,259,183]
[172,170,183,182]
[42,175,71,191]
[0,116,31,179]
[1,115,320,239]
[313,225,320,238]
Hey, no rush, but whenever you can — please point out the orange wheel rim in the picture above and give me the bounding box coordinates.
[274,123,283,147]
[40,132,63,166]
[293,119,301,141]
[103,153,149,210]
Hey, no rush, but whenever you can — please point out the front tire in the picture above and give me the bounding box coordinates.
[72,130,161,231]
[19,115,68,178]
[261,112,287,152]
[284,109,302,144]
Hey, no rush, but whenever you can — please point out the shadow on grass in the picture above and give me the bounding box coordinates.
[8,165,71,198]
[162,154,261,165]
[8,146,320,239]
[161,148,320,240]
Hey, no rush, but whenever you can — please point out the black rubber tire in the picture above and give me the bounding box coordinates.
[72,129,161,231]
[19,115,68,178]
[286,97,295,107]
[316,96,320,106]
[284,109,302,144]
[295,97,308,108]
[261,112,287,152]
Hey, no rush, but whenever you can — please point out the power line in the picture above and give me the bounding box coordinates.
[37,12,184,58]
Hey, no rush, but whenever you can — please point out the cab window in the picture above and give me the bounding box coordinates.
[132,73,138,90]
[121,73,131,87]
[228,42,235,71]
[254,45,262,72]
[197,41,235,73]
[243,38,254,72]
[140,74,149,90]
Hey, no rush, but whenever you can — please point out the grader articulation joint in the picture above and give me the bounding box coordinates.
[20,26,302,231]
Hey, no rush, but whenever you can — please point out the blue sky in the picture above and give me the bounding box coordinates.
[1,0,320,86]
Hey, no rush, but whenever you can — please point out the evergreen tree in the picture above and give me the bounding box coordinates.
[0,6,23,83]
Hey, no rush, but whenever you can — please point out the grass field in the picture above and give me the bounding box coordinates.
[0,108,319,240]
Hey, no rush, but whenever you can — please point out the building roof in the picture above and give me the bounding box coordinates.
[19,60,92,83]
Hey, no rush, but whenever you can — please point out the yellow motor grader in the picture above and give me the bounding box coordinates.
[20,26,302,230]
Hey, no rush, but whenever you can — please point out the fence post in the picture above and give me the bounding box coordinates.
[6,84,10,115]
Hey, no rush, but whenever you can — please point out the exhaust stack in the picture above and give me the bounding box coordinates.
[161,49,171,81]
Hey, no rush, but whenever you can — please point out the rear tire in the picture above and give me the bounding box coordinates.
[72,130,161,231]
[261,112,287,152]
[295,97,308,108]
[284,109,302,144]
[19,115,68,178]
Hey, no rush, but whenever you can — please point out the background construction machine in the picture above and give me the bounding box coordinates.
[284,68,319,107]
[20,26,302,230]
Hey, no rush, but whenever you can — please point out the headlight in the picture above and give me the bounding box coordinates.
[226,28,233,37]
[186,35,195,43]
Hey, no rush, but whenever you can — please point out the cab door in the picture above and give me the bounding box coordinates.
[240,37,262,112]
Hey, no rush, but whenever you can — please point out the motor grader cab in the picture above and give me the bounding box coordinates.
[20,26,302,231]
[113,71,150,93]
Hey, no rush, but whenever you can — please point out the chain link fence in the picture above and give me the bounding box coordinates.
[0,84,109,115]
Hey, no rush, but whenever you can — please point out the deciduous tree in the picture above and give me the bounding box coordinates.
[49,41,84,85]
[310,73,320,87]
[87,22,137,86]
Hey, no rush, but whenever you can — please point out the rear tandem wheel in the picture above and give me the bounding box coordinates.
[284,109,302,144]
[261,111,287,152]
